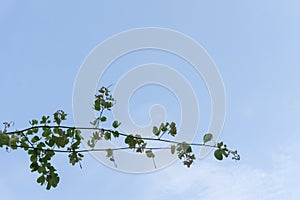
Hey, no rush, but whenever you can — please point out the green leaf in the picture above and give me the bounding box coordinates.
[37,175,45,185]
[30,154,37,162]
[186,146,192,153]
[9,136,19,146]
[106,149,113,157]
[217,142,223,148]
[100,116,107,122]
[169,122,177,136]
[37,166,46,174]
[46,182,51,190]
[104,102,113,109]
[104,132,111,140]
[124,135,136,148]
[30,162,39,172]
[30,119,38,126]
[152,126,160,136]
[46,138,55,147]
[49,172,60,188]
[78,153,84,158]
[60,111,67,120]
[125,135,133,144]
[160,123,168,132]
[112,131,119,138]
[66,128,75,137]
[36,142,46,149]
[112,120,121,129]
[68,152,79,165]
[56,137,67,148]
[32,128,39,133]
[214,149,223,160]
[42,128,51,137]
[0,134,10,146]
[40,116,50,124]
[203,133,213,143]
[31,136,40,143]
[94,99,101,111]
[180,142,190,152]
[75,129,82,138]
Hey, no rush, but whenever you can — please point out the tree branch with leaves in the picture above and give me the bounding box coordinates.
[0,86,239,190]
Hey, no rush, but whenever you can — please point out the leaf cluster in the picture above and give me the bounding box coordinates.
[1,111,83,190]
[214,142,240,161]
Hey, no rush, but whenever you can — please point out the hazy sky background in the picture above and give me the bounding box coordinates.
[1,1,300,199]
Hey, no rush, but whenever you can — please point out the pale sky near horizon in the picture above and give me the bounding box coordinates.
[1,1,300,199]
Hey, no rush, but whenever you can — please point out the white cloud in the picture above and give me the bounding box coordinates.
[140,141,300,200]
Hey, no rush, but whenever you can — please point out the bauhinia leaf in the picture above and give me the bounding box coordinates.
[203,133,213,143]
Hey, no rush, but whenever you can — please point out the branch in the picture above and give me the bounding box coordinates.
[0,86,240,190]
[10,145,172,153]
[5,125,217,148]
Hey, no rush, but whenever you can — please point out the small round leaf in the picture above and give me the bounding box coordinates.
[214,149,223,160]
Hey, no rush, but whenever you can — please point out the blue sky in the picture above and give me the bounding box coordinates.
[1,1,300,199]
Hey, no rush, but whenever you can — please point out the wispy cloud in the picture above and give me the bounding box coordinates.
[141,141,300,200]
[1,140,298,200]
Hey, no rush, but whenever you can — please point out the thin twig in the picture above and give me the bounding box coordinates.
[10,145,172,153]
[3,125,222,154]
[5,125,217,148]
